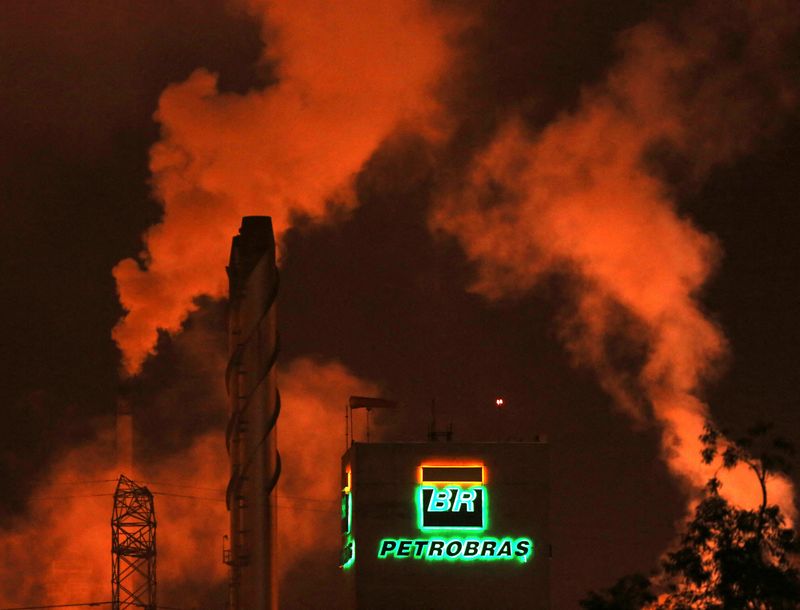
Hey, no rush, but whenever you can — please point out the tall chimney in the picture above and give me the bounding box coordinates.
[225,216,280,610]
[116,384,134,475]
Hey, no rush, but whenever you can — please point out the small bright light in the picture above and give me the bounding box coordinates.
[495,398,504,407]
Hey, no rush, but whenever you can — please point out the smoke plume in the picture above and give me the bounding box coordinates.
[432,0,799,513]
[0,435,114,606]
[0,357,378,607]
[277,358,382,608]
[112,0,455,375]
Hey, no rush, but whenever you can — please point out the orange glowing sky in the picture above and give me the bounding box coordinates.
[1,1,799,607]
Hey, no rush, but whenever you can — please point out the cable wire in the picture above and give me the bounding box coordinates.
[148,491,337,514]
[29,480,117,487]
[140,480,224,493]
[28,493,112,500]
[0,602,112,609]
[0,604,214,610]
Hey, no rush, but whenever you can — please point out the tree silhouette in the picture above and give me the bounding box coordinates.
[579,573,655,610]
[581,422,800,610]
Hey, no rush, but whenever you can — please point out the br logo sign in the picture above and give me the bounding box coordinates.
[418,465,485,530]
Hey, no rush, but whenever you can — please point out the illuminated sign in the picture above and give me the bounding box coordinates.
[418,485,486,529]
[377,462,534,564]
[417,465,486,530]
[378,537,532,562]
[340,467,355,569]
[341,535,355,570]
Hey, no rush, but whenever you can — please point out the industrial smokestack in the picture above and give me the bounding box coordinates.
[225,216,280,610]
[116,384,134,476]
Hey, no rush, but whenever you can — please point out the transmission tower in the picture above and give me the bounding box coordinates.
[112,474,157,610]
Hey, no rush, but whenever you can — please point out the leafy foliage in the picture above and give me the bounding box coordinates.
[579,574,656,610]
[581,421,800,610]
[657,478,800,609]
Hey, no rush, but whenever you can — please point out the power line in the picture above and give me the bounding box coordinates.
[0,602,209,610]
[140,480,225,493]
[149,491,337,514]
[279,494,338,505]
[29,479,339,505]
[0,602,111,609]
[150,490,338,504]
[277,504,337,515]
[28,493,112,500]
[28,489,339,515]
[151,491,223,502]
[29,480,117,487]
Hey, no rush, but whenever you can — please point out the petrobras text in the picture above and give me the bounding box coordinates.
[377,536,533,563]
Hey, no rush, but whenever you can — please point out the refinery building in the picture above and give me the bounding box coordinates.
[221,216,550,609]
[341,441,549,609]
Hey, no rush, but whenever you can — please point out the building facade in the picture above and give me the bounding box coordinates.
[342,442,549,609]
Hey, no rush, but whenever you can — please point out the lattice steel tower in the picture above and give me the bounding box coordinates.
[112,475,157,610]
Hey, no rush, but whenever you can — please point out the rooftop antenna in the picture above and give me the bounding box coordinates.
[428,398,453,442]
[344,401,349,450]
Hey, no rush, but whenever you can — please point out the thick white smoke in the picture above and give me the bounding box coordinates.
[431,0,799,514]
